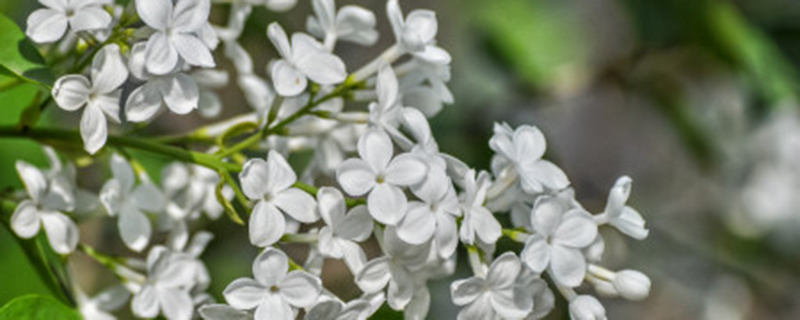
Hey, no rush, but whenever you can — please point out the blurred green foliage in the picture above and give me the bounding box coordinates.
[0,295,80,320]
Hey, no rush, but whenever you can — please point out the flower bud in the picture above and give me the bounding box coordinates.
[569,295,607,320]
[612,270,651,301]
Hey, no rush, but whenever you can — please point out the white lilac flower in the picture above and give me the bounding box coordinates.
[26,0,112,43]
[267,23,347,96]
[42,146,100,214]
[520,273,556,320]
[304,296,373,320]
[77,285,130,320]
[131,246,196,320]
[223,248,322,320]
[336,128,428,225]
[168,231,215,296]
[489,123,570,194]
[239,150,318,247]
[397,169,460,258]
[10,161,78,254]
[100,154,166,252]
[306,0,378,49]
[569,295,607,320]
[125,42,201,122]
[396,58,453,118]
[458,170,501,245]
[52,44,128,154]
[316,187,372,273]
[450,252,533,320]
[355,227,430,310]
[597,176,649,240]
[161,162,226,221]
[368,65,404,136]
[386,0,451,65]
[135,0,215,75]
[520,196,598,287]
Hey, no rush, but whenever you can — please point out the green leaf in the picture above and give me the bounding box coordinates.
[0,295,81,320]
[0,13,54,87]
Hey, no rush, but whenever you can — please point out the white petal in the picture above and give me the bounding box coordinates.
[293,34,346,85]
[355,257,391,293]
[159,73,199,114]
[145,32,179,75]
[199,304,250,320]
[376,65,399,109]
[10,200,41,239]
[531,196,564,237]
[358,128,393,173]
[271,60,307,97]
[131,286,159,318]
[520,235,550,273]
[119,204,151,252]
[335,159,376,196]
[125,83,163,122]
[254,295,293,320]
[550,246,587,287]
[99,179,122,216]
[486,252,521,290]
[265,150,297,193]
[553,210,597,248]
[489,285,532,319]
[173,34,215,68]
[514,125,546,161]
[386,0,404,41]
[413,45,451,64]
[253,247,289,286]
[279,271,321,307]
[316,186,345,228]
[240,159,270,200]
[110,153,135,192]
[386,264,413,310]
[605,176,632,218]
[305,300,342,320]
[339,240,367,274]
[89,92,122,123]
[223,278,267,310]
[16,161,47,201]
[198,91,222,118]
[133,183,166,213]
[171,0,211,32]
[69,6,111,32]
[458,295,494,320]
[52,75,90,111]
[385,153,427,186]
[274,188,318,223]
[26,9,67,43]
[404,10,437,44]
[396,202,435,244]
[337,205,373,242]
[434,213,458,258]
[450,277,484,306]
[159,288,194,320]
[521,160,570,192]
[471,207,501,244]
[80,104,108,154]
[136,0,172,30]
[40,212,79,254]
[336,6,379,46]
[248,201,285,248]
[267,23,292,59]
[367,184,407,225]
[611,207,649,240]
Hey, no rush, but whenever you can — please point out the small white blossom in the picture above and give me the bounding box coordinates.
[223,248,322,320]
[100,154,166,252]
[136,0,216,75]
[239,150,318,247]
[569,295,607,320]
[10,161,78,254]
[267,23,347,96]
[386,0,450,65]
[489,123,570,194]
[611,269,651,301]
[450,252,533,320]
[316,187,372,272]
[26,0,112,43]
[458,170,501,245]
[52,44,128,154]
[520,196,597,287]
[77,285,130,320]
[397,169,460,258]
[131,246,197,320]
[304,296,373,320]
[598,176,649,240]
[306,0,378,49]
[336,129,428,225]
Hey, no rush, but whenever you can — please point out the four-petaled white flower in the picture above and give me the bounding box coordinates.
[136,0,216,75]
[336,128,428,225]
[316,187,372,273]
[100,154,165,252]
[520,196,598,287]
[267,22,347,96]
[397,169,460,258]
[52,44,128,154]
[490,123,570,194]
[240,150,318,247]
[304,296,373,320]
[307,0,378,49]
[386,0,451,65]
[10,161,78,254]
[125,42,201,122]
[223,248,322,320]
[458,169,501,245]
[77,285,130,320]
[131,246,196,320]
[450,252,533,320]
[26,0,112,43]
[599,176,649,240]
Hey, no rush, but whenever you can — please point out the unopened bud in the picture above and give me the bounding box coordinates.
[612,270,651,301]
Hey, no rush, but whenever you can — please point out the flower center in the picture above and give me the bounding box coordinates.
[375,174,385,184]
[270,285,280,293]
[66,9,75,18]
[263,192,274,202]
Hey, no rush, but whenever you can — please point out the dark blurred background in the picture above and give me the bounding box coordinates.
[3,0,800,318]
